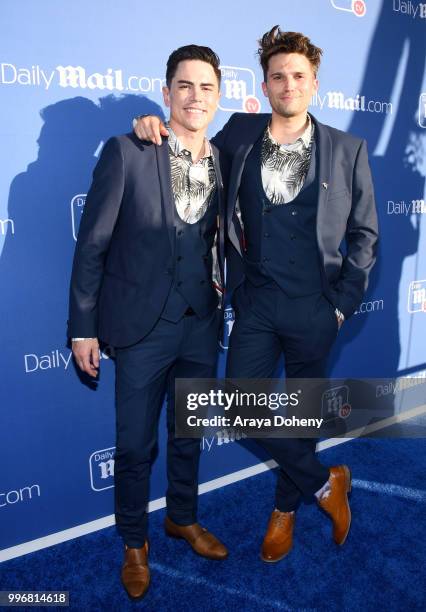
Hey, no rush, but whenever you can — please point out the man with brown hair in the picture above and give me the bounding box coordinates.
[134,26,378,562]
[69,45,228,600]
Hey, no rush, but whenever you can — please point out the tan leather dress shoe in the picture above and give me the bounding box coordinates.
[121,542,150,600]
[165,516,228,560]
[318,465,351,545]
[261,510,295,562]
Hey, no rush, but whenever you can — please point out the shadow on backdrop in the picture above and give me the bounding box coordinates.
[329,0,426,380]
[0,94,165,384]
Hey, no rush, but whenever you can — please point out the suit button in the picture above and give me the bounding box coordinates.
[177,230,184,236]
[262,257,270,263]
[177,281,183,286]
[290,234,296,240]
[289,258,295,264]
[165,268,173,275]
[177,256,183,261]
[291,210,297,216]
[264,232,270,238]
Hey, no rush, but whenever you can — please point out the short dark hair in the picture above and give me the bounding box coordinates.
[166,44,221,88]
[257,26,322,80]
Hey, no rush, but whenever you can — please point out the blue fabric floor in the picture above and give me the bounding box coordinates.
[1,438,425,611]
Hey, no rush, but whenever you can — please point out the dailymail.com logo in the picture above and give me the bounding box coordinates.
[89,446,115,491]
[71,194,86,241]
[219,305,235,350]
[322,385,351,420]
[330,0,367,17]
[419,93,426,128]
[408,280,426,313]
[219,66,261,113]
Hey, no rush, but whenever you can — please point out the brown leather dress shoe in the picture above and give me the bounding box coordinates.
[261,510,295,562]
[121,542,150,600]
[164,516,228,560]
[318,465,352,545]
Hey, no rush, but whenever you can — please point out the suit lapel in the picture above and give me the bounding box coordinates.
[227,114,271,246]
[211,143,225,284]
[312,116,332,254]
[155,137,175,253]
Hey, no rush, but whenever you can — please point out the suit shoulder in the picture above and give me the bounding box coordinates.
[229,112,271,127]
[114,132,156,153]
[320,123,363,149]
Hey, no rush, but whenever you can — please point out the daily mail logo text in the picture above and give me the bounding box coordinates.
[89,447,115,491]
[408,280,426,314]
[322,385,351,420]
[219,306,235,350]
[219,66,261,113]
[71,194,86,241]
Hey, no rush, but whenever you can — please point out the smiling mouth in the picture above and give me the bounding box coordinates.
[185,108,206,114]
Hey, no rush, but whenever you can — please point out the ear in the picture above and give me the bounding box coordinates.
[261,81,268,98]
[313,77,319,94]
[162,86,171,108]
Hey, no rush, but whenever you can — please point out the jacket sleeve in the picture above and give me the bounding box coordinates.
[211,113,237,152]
[67,137,125,338]
[333,140,379,318]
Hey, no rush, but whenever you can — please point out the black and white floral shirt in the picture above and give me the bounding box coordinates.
[167,125,217,224]
[261,114,314,205]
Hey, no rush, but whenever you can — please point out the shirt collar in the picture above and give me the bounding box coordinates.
[266,113,313,150]
[166,123,212,160]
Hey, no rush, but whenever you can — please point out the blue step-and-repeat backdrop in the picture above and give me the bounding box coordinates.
[1,0,425,557]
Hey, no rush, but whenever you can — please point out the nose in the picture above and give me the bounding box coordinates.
[283,77,294,91]
[190,86,203,102]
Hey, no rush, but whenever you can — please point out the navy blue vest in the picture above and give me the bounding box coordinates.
[238,133,323,297]
[161,192,219,322]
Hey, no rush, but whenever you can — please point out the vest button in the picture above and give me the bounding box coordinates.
[177,230,184,236]
[264,232,270,238]
[177,256,183,261]
[290,234,296,240]
[291,210,297,216]
[177,281,183,286]
[165,268,173,275]
[262,257,270,263]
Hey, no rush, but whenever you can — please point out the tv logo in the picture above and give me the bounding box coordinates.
[322,385,351,419]
[419,93,426,128]
[71,194,86,241]
[89,447,115,491]
[330,0,366,16]
[407,280,426,313]
[219,306,235,349]
[219,66,261,113]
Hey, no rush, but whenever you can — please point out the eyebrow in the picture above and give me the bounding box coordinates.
[177,79,215,86]
[270,71,306,77]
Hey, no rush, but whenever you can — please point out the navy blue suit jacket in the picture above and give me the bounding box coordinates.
[68,132,225,347]
[213,112,378,318]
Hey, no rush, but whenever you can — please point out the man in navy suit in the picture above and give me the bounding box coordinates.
[68,45,228,600]
[134,27,378,562]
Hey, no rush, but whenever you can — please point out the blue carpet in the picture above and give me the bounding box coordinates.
[1,439,425,611]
